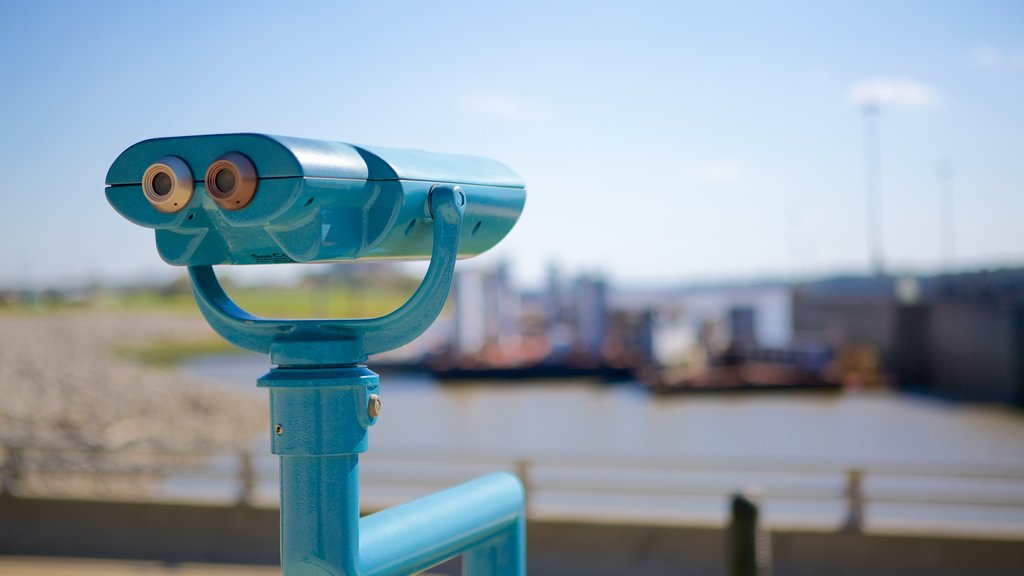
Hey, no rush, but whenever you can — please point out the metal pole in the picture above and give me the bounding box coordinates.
[842,468,865,532]
[263,365,373,575]
[863,103,885,276]
[515,460,531,517]
[361,474,525,576]
[937,159,955,272]
[236,450,256,507]
[280,454,362,574]
[264,365,526,576]
[1,445,23,496]
[729,491,771,576]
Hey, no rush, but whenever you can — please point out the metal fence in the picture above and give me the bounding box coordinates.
[4,444,1024,538]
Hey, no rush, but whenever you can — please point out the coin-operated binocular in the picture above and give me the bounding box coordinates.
[107,134,527,575]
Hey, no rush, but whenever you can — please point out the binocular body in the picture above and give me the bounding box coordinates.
[106,133,526,266]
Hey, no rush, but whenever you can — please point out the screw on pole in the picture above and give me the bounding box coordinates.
[729,489,771,576]
[368,394,382,418]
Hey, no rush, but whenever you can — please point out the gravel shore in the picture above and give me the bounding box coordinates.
[0,310,267,498]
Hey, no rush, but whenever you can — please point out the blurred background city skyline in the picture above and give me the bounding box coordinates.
[1,0,1022,290]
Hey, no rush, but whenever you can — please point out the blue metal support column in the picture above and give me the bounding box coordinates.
[260,365,375,575]
[189,186,526,576]
[281,454,361,575]
[260,366,525,576]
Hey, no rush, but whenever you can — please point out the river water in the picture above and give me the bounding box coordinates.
[182,354,1024,536]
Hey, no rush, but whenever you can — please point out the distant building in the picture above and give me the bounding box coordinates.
[573,275,609,361]
[925,270,1024,405]
[792,268,1024,406]
[452,270,488,357]
[450,263,521,359]
[727,306,757,351]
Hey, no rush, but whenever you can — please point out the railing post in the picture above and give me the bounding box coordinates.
[236,450,256,506]
[514,460,531,516]
[729,490,771,576]
[1,445,23,496]
[842,468,865,532]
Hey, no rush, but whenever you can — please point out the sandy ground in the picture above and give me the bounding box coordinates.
[0,556,280,575]
[0,310,266,498]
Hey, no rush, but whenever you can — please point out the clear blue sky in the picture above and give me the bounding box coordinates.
[1,1,1022,289]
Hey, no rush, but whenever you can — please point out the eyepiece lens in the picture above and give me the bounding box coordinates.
[142,157,193,213]
[152,171,173,197]
[214,168,236,194]
[205,153,256,210]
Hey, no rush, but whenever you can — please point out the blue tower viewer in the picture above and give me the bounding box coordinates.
[107,134,528,575]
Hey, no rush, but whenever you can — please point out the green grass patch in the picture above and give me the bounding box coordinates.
[224,284,414,319]
[110,282,417,319]
[5,282,417,320]
[109,282,421,367]
[116,336,241,368]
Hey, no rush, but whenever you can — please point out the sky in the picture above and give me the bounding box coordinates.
[0,1,1022,289]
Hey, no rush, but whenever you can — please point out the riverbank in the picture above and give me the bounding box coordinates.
[0,310,266,498]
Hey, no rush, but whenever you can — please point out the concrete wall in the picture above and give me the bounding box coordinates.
[793,293,1024,406]
[792,294,897,362]
[0,494,279,565]
[2,495,1023,575]
[927,302,1024,405]
[771,530,1024,576]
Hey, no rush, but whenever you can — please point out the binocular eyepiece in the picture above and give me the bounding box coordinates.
[142,153,258,213]
[107,133,526,266]
[204,152,257,210]
[141,156,193,213]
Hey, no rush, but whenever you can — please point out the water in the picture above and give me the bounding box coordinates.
[180,354,1024,535]
[187,354,1024,466]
